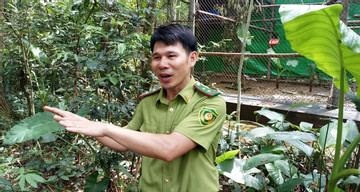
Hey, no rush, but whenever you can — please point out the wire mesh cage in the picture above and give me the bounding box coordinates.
[167,0,359,106]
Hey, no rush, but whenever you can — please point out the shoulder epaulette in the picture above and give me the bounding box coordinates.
[194,82,221,97]
[139,88,161,99]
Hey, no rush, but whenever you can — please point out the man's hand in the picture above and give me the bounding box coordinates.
[43,106,106,137]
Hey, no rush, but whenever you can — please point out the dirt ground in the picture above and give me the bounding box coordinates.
[210,77,356,108]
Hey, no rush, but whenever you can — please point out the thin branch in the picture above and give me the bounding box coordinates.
[1,10,24,47]
[179,0,190,4]
[75,0,98,54]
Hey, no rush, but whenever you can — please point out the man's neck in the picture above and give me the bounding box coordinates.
[165,76,192,102]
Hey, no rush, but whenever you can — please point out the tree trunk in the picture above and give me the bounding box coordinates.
[0,0,15,120]
[0,0,4,93]
[140,0,158,89]
[167,0,173,21]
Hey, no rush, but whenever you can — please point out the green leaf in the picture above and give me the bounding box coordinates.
[84,171,111,192]
[237,22,253,45]
[319,120,350,150]
[40,132,58,143]
[274,160,298,178]
[60,175,69,181]
[345,119,359,143]
[342,175,360,186]
[299,122,313,131]
[260,145,287,154]
[29,174,45,183]
[19,167,25,175]
[22,39,49,64]
[249,127,276,138]
[254,108,284,122]
[3,111,64,145]
[216,150,239,164]
[279,4,360,96]
[290,102,321,110]
[348,92,360,112]
[47,175,58,182]
[278,178,305,192]
[265,163,284,185]
[19,177,26,191]
[217,158,262,190]
[25,174,39,188]
[4,108,89,145]
[268,131,316,156]
[0,178,12,190]
[109,76,118,85]
[86,59,104,71]
[95,77,108,85]
[118,43,126,55]
[243,153,284,171]
[269,131,317,141]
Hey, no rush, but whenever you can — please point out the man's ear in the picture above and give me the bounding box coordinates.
[189,51,198,67]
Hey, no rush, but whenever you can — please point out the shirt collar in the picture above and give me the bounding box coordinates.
[156,76,196,105]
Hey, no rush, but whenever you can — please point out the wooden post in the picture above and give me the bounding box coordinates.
[266,0,276,79]
[189,0,196,75]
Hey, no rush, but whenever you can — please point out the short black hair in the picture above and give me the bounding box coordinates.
[150,24,197,54]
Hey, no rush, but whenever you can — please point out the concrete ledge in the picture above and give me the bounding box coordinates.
[223,94,360,128]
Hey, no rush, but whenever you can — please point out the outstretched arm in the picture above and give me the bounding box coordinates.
[44,106,128,152]
[44,106,197,162]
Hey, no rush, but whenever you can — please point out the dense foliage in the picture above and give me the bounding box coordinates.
[1,0,154,191]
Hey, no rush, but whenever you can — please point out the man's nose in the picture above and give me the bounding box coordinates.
[158,58,168,68]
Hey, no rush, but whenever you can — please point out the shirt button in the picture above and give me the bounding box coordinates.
[169,108,174,112]
[165,179,169,184]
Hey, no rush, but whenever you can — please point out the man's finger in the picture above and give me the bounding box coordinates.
[44,106,69,116]
[59,120,74,128]
[53,115,62,122]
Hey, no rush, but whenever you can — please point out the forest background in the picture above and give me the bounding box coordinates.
[1,0,360,192]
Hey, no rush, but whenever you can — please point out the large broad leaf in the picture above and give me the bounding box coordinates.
[319,120,350,150]
[3,108,89,145]
[279,4,360,96]
[267,131,317,157]
[348,92,360,112]
[274,160,298,178]
[254,108,284,122]
[3,111,65,145]
[265,163,285,185]
[217,158,263,190]
[243,153,284,171]
[278,178,305,192]
[249,127,276,138]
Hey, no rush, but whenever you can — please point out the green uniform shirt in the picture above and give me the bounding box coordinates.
[126,77,226,192]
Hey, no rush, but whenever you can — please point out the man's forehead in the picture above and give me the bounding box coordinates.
[152,41,185,54]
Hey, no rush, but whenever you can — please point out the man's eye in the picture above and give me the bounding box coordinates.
[169,55,176,58]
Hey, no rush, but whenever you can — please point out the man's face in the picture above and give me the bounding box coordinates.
[151,41,197,93]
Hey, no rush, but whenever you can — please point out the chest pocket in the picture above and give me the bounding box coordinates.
[140,123,159,134]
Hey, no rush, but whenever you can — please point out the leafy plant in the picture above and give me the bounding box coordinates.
[217,105,359,191]
[279,4,360,191]
[1,0,152,190]
[14,167,46,191]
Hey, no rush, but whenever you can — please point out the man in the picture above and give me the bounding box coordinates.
[44,24,226,191]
